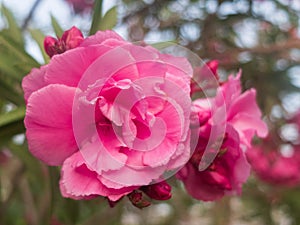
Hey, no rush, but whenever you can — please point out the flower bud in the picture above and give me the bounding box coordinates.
[128,191,151,209]
[61,26,84,50]
[44,36,59,58]
[44,26,83,58]
[142,181,172,200]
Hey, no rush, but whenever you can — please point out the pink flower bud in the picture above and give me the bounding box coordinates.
[43,26,84,58]
[44,36,59,58]
[65,0,94,14]
[142,181,172,200]
[61,26,84,50]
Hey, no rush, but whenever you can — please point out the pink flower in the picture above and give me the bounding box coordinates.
[215,72,268,147]
[177,72,268,201]
[44,26,84,58]
[178,125,249,201]
[247,137,300,187]
[22,29,192,201]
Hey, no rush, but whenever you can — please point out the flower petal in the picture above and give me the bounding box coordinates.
[24,84,77,165]
[45,45,111,87]
[22,65,48,102]
[60,152,135,201]
[80,30,124,47]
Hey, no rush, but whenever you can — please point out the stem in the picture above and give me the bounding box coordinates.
[22,0,43,31]
[89,0,103,35]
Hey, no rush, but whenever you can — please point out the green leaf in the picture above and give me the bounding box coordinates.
[0,107,25,128]
[0,118,25,141]
[29,29,49,64]
[0,5,23,45]
[150,41,177,50]
[89,0,103,35]
[99,6,118,31]
[0,34,39,67]
[51,15,63,37]
[0,107,25,143]
[0,75,23,105]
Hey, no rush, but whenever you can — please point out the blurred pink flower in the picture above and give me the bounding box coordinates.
[65,0,94,14]
[177,73,268,201]
[44,26,84,58]
[247,137,300,187]
[23,28,192,201]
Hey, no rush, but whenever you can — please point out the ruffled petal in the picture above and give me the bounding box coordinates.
[45,45,112,87]
[24,84,77,165]
[60,152,135,201]
[80,30,124,47]
[22,65,48,102]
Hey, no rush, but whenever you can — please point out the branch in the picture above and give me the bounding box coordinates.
[22,0,43,31]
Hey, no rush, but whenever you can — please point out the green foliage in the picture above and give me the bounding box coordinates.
[98,6,117,31]
[89,0,103,34]
[29,29,49,64]
[51,15,64,37]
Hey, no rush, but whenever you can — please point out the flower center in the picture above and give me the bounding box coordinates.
[133,118,151,139]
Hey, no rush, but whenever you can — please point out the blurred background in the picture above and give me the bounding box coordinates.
[0,0,300,224]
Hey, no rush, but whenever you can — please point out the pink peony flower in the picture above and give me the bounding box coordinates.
[177,72,268,201]
[247,137,300,187]
[23,28,192,201]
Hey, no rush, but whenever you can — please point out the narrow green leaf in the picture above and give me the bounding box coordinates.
[89,0,103,35]
[0,56,20,80]
[0,75,23,105]
[0,119,25,141]
[0,34,39,67]
[98,6,118,31]
[0,107,25,127]
[29,29,49,64]
[1,5,23,45]
[51,15,63,37]
[150,41,177,50]
[0,107,25,142]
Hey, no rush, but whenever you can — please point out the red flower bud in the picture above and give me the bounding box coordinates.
[44,36,59,58]
[142,181,172,200]
[43,26,83,58]
[61,26,84,50]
